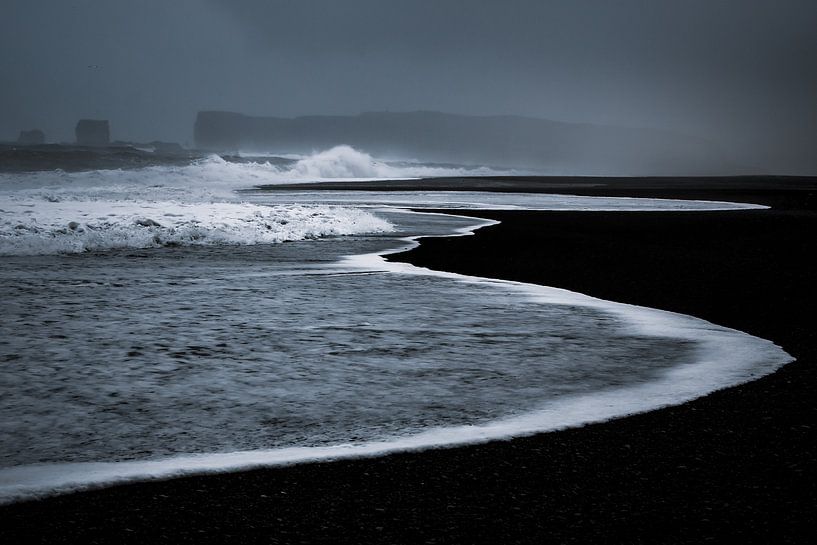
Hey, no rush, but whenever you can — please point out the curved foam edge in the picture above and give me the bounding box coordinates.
[245,190,771,212]
[0,205,792,505]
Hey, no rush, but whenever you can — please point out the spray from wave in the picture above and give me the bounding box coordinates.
[1,145,517,195]
[281,145,516,180]
[0,146,524,255]
[287,145,399,179]
[1,147,446,256]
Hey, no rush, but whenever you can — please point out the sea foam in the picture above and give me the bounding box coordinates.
[0,145,525,255]
[281,145,515,179]
[0,211,792,504]
[0,148,792,503]
[0,200,392,255]
[0,146,514,196]
[0,149,407,256]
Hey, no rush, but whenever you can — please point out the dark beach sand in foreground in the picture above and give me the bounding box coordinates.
[2,177,816,544]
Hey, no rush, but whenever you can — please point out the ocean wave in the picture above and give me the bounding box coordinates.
[0,146,518,196]
[1,146,451,255]
[0,200,392,255]
[281,145,514,180]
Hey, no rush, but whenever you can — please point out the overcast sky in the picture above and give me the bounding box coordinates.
[1,0,815,172]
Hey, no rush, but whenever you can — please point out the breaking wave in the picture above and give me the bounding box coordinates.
[0,200,392,256]
[281,145,516,180]
[0,145,518,197]
[0,147,435,256]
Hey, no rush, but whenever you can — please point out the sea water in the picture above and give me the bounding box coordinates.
[0,148,791,502]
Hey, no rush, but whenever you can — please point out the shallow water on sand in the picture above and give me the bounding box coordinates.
[1,210,696,466]
[0,198,791,503]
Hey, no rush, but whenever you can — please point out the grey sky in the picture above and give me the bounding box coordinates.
[1,0,815,172]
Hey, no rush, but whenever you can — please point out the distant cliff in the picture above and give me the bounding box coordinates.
[75,119,110,146]
[194,110,740,175]
[17,129,45,145]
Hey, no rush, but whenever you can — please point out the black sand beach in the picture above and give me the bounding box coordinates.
[2,177,815,544]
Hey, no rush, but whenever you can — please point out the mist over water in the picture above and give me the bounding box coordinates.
[3,1,815,173]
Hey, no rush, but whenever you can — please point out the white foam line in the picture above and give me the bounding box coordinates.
[248,190,770,212]
[0,200,791,505]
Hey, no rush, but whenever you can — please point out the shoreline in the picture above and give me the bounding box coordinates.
[2,177,815,543]
[1,203,786,505]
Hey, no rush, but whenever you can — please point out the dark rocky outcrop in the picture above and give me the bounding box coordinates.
[0,143,200,173]
[194,110,745,175]
[16,129,45,145]
[75,119,110,146]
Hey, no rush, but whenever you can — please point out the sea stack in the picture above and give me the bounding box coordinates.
[75,119,110,146]
[17,129,45,145]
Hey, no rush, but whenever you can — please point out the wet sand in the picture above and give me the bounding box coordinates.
[2,176,815,544]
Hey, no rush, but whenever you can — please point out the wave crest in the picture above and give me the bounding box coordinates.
[0,145,520,255]
[288,145,387,178]
[282,145,517,180]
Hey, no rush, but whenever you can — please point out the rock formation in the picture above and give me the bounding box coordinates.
[17,129,45,145]
[75,119,110,146]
